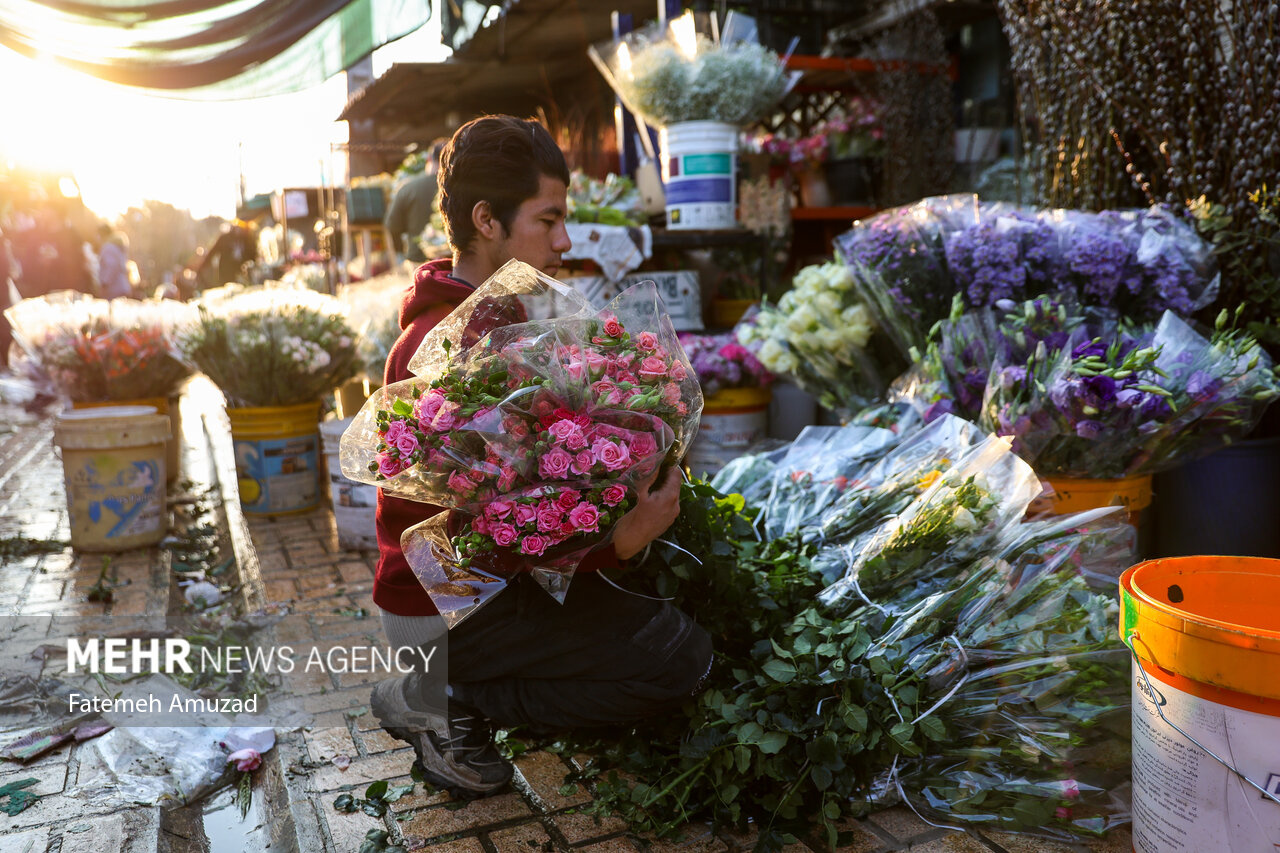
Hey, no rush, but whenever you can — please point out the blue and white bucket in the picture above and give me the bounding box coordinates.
[660,121,739,230]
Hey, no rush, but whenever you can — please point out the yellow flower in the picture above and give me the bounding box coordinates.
[917,470,943,490]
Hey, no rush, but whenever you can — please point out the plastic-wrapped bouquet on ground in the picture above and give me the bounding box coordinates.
[339,260,702,624]
[5,292,194,402]
[736,259,891,416]
[180,284,362,407]
[981,307,1280,478]
[568,415,1133,849]
[587,10,798,128]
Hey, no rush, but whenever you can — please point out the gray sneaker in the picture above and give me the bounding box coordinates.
[370,675,512,798]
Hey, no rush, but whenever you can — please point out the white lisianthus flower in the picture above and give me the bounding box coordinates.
[773,349,799,374]
[814,290,842,314]
[758,338,785,370]
[786,304,818,334]
[951,506,978,531]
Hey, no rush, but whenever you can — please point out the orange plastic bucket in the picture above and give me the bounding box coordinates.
[1038,474,1152,525]
[1119,556,1280,851]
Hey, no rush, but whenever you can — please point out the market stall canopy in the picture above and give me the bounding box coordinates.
[0,0,432,98]
[339,0,656,140]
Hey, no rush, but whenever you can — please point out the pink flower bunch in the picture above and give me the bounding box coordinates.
[370,308,696,568]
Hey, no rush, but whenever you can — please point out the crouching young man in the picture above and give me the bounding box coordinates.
[370,115,713,799]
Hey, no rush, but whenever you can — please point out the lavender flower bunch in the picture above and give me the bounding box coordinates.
[944,208,1063,307]
[677,331,772,397]
[980,309,1279,479]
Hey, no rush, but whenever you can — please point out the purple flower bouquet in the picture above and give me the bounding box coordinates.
[980,309,1279,479]
[677,330,772,397]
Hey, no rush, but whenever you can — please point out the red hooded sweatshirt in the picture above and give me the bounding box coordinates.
[373,258,618,616]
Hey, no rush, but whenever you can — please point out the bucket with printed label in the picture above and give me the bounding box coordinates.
[227,401,320,516]
[1119,556,1280,852]
[660,121,739,230]
[686,387,770,477]
[320,417,378,550]
[54,405,170,551]
[73,396,182,484]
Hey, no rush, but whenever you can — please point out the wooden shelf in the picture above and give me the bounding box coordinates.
[791,206,877,222]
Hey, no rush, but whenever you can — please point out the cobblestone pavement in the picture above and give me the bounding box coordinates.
[0,385,1136,853]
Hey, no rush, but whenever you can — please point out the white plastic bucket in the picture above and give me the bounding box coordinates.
[660,121,738,230]
[686,387,770,477]
[320,417,378,550]
[54,405,170,551]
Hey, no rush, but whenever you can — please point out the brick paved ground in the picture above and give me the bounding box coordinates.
[0,383,1136,853]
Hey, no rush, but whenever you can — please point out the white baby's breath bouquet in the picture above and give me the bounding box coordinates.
[737,260,887,414]
[181,284,361,407]
[589,11,798,128]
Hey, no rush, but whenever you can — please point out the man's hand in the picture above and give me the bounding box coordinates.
[612,466,683,560]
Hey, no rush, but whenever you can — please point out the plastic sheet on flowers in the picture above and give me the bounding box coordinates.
[587,9,799,130]
[979,307,1280,478]
[335,269,413,383]
[340,260,702,622]
[5,291,195,402]
[180,283,362,407]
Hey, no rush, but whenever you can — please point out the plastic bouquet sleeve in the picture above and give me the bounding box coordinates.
[338,260,702,623]
[834,196,976,360]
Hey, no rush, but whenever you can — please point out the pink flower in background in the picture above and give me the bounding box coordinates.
[393,430,419,458]
[564,359,586,381]
[491,522,518,547]
[594,438,631,471]
[384,419,410,444]
[602,315,623,337]
[432,401,462,432]
[630,432,658,459]
[568,502,600,532]
[536,504,563,533]
[662,383,683,407]
[584,350,608,375]
[415,388,447,423]
[636,331,659,352]
[547,419,583,444]
[601,483,628,506]
[498,466,518,491]
[507,419,530,441]
[564,429,588,452]
[520,534,549,555]
[226,749,261,772]
[668,360,688,381]
[556,489,581,510]
[447,470,475,493]
[539,447,573,479]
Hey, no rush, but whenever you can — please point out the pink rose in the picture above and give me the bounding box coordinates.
[431,401,462,433]
[601,483,628,506]
[630,432,659,460]
[414,389,447,423]
[538,446,574,479]
[520,534,549,556]
[668,360,688,382]
[226,748,261,773]
[377,453,405,478]
[393,431,419,458]
[593,438,632,472]
[531,399,556,418]
[447,470,474,493]
[536,504,563,533]
[491,522,518,547]
[557,489,581,510]
[592,379,619,405]
[547,419,583,444]
[384,419,409,444]
[662,382,683,407]
[616,371,639,385]
[635,331,659,352]
[568,501,600,532]
[513,503,537,527]
[602,315,623,337]
[584,350,609,376]
[564,360,586,381]
[564,430,588,452]
[498,466,518,491]
[676,402,689,416]
[486,499,513,520]
[471,516,490,535]
[571,450,596,476]
[638,356,668,381]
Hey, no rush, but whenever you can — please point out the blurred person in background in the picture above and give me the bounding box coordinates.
[0,227,14,371]
[97,224,132,300]
[384,139,447,267]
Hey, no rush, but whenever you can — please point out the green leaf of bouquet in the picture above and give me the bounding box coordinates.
[761,658,797,684]
[391,399,413,416]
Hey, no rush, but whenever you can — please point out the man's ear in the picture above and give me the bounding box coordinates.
[471,201,501,241]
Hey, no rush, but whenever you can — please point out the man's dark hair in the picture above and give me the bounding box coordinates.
[438,115,569,253]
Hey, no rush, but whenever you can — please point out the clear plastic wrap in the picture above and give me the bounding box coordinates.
[980,308,1280,478]
[587,10,799,129]
[4,291,194,402]
[339,260,702,624]
[180,283,362,407]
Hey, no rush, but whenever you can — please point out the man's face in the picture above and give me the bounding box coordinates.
[495,174,572,277]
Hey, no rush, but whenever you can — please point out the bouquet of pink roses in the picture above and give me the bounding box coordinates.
[340,260,702,624]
